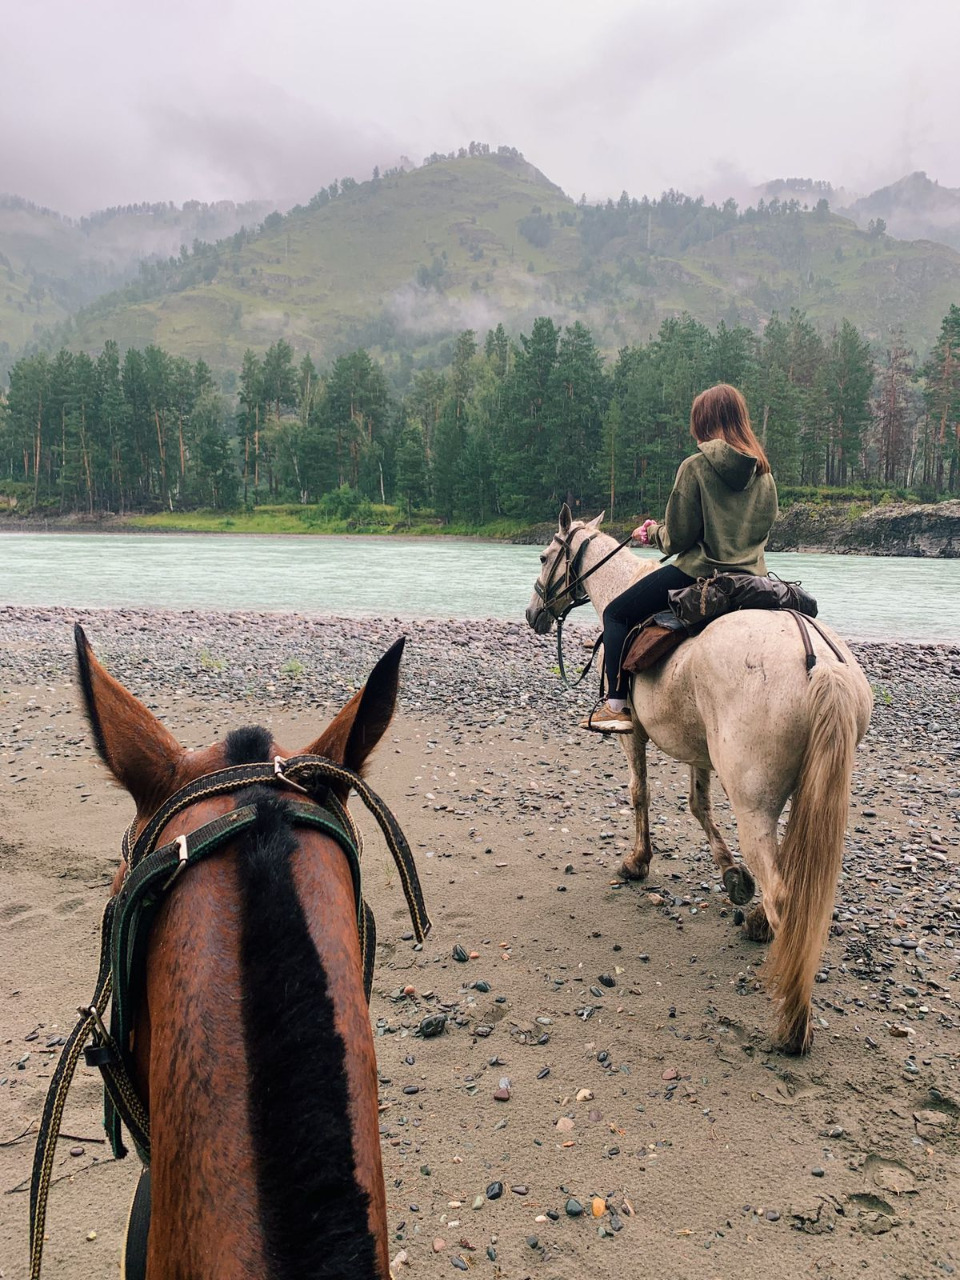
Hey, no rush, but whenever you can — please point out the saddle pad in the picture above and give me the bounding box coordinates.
[621,618,688,673]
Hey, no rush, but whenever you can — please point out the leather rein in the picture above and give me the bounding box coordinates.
[29,753,431,1280]
[535,527,634,687]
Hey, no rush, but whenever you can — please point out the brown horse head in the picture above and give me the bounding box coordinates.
[75,624,403,1279]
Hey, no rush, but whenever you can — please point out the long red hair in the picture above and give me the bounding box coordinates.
[690,384,771,475]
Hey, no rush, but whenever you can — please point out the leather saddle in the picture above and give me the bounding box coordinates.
[620,573,819,675]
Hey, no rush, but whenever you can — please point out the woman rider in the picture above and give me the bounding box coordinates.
[583,382,779,732]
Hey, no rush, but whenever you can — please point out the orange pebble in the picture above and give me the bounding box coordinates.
[591,1197,605,1218]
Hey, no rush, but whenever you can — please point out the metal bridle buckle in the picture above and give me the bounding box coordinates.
[274,756,309,794]
[161,834,190,890]
[79,1002,111,1043]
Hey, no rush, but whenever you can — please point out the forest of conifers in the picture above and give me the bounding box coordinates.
[2,303,959,523]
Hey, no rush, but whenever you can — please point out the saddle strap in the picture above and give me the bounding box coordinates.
[785,609,847,674]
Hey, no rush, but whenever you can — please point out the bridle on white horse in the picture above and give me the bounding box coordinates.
[534,526,634,686]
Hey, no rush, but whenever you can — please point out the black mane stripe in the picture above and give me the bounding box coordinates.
[235,788,379,1279]
[225,726,274,766]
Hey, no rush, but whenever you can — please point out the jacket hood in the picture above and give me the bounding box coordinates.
[698,438,758,491]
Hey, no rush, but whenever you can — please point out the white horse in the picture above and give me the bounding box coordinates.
[526,506,873,1054]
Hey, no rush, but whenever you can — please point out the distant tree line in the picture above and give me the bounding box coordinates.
[2,305,958,520]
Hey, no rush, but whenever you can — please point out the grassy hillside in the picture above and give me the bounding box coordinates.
[0,195,275,375]
[15,154,960,376]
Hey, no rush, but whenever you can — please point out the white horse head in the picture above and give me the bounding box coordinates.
[525,504,605,635]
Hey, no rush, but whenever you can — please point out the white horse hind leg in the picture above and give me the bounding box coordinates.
[688,766,756,906]
[730,809,784,944]
[717,771,789,942]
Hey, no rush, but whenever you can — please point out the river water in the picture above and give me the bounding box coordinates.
[1,533,958,642]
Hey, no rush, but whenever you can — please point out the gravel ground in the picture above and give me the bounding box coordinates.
[1,606,959,1280]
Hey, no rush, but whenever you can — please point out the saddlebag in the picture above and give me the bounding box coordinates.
[668,573,818,633]
[621,610,688,674]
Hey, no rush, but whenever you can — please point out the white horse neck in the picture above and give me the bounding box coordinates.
[573,528,653,617]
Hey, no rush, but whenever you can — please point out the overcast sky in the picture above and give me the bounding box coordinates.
[3,0,959,216]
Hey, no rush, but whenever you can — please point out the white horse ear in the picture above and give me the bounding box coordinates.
[586,511,605,530]
[559,503,573,533]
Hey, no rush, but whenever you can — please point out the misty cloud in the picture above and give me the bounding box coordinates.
[141,81,397,210]
[2,0,960,216]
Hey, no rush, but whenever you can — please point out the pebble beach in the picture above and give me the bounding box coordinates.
[1,605,959,1279]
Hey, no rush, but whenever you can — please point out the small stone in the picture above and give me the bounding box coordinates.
[472,1195,484,1210]
[609,1213,623,1232]
[661,1067,678,1081]
[811,1167,825,1178]
[417,1014,447,1038]
[451,1257,469,1272]
[556,1116,575,1132]
[433,1237,446,1252]
[511,1184,529,1195]
[486,1181,503,1200]
[527,1236,539,1249]
[576,1088,594,1102]
[598,974,616,988]
[493,1087,511,1101]
[565,1198,584,1217]
[452,944,469,962]
[69,1145,84,1157]
[391,1249,409,1270]
[403,984,416,996]
[486,1246,497,1262]
[86,1231,97,1242]
[403,1085,420,1095]
[537,1067,550,1080]
[592,1197,606,1217]
[764,1209,781,1222]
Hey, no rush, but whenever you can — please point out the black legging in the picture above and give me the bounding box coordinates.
[602,564,695,699]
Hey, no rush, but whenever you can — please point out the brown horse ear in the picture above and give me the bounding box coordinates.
[74,624,183,813]
[559,503,573,534]
[303,637,405,783]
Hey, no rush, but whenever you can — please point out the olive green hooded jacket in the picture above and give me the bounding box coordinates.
[647,439,778,579]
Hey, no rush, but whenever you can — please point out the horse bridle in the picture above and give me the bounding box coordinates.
[29,753,431,1280]
[535,525,634,686]
[534,527,601,622]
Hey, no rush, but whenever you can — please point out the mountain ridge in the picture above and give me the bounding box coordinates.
[5,150,960,380]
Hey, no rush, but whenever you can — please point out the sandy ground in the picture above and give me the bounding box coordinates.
[1,615,959,1280]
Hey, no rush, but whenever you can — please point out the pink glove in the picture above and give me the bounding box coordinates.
[632,519,657,546]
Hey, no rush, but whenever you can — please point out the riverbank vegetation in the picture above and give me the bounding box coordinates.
[2,305,958,528]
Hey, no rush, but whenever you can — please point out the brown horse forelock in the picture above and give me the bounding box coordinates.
[134,728,388,1279]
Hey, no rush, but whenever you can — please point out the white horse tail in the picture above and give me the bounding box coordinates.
[767,660,865,1053]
